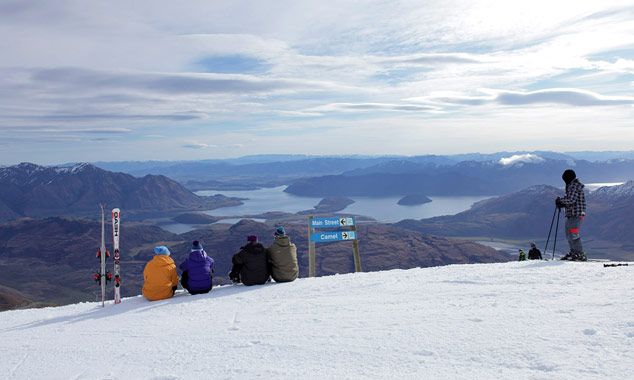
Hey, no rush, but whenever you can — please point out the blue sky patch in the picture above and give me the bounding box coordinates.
[194,56,271,74]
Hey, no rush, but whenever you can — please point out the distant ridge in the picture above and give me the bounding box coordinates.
[0,162,242,223]
[284,157,634,197]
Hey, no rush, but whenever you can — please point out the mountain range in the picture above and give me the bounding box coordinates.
[2,153,634,310]
[87,150,634,191]
[283,157,634,197]
[0,162,242,223]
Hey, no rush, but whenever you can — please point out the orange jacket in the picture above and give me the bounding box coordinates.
[142,255,178,301]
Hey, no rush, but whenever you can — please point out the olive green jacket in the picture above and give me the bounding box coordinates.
[266,236,299,282]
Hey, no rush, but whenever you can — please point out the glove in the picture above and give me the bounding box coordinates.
[555,197,564,209]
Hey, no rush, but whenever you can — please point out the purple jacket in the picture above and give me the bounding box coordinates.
[179,249,214,291]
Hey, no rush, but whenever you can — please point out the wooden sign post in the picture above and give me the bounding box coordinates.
[308,216,361,277]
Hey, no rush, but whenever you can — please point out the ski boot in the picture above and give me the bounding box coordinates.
[572,252,587,261]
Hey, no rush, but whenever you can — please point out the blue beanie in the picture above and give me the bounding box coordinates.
[192,240,203,250]
[154,246,170,256]
[274,226,285,236]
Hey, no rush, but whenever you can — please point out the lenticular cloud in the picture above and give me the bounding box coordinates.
[499,153,545,166]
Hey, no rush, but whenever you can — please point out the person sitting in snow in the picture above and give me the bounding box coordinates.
[527,242,542,260]
[228,234,270,286]
[142,246,178,301]
[266,226,299,283]
[179,240,214,295]
[518,249,526,261]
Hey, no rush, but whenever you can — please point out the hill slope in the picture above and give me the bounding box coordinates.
[0,162,242,223]
[0,217,510,309]
[0,262,632,379]
[394,182,634,259]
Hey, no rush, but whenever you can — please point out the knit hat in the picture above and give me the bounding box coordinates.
[154,246,170,256]
[274,226,286,236]
[247,234,258,242]
[530,242,536,248]
[192,240,203,250]
[562,169,576,184]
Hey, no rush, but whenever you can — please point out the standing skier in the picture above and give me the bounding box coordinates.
[556,169,586,261]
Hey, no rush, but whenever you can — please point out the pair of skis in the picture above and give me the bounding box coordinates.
[94,205,121,306]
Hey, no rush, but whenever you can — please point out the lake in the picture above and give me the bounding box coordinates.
[197,186,492,222]
[149,186,493,234]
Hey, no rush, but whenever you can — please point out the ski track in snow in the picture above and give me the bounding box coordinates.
[0,261,633,379]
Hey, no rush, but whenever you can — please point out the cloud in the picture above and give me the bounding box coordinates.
[11,127,132,134]
[182,143,216,149]
[3,113,202,122]
[419,88,634,108]
[310,102,442,113]
[499,154,545,166]
[497,89,634,106]
[29,67,325,95]
[377,53,484,66]
[1,1,634,163]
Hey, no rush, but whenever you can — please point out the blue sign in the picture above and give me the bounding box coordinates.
[310,217,355,228]
[311,231,357,242]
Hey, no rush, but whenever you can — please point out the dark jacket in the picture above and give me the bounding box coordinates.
[179,249,214,292]
[267,235,299,283]
[561,179,586,218]
[233,242,270,286]
[528,247,542,260]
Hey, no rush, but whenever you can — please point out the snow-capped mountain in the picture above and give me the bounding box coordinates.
[0,262,632,379]
[0,162,241,223]
[284,156,634,197]
[592,180,634,202]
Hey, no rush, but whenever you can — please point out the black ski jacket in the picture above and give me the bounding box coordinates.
[232,242,270,286]
[528,248,542,260]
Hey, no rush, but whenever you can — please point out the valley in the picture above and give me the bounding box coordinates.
[1,151,634,311]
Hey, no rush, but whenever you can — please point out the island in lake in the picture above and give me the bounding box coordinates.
[298,196,355,214]
[397,194,432,206]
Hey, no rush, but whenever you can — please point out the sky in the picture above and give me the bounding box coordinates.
[1,0,634,165]
[1,261,633,379]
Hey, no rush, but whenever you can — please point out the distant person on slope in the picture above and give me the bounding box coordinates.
[142,246,179,301]
[266,226,299,283]
[228,235,270,286]
[556,169,587,261]
[527,242,542,260]
[518,249,526,261]
[179,240,214,295]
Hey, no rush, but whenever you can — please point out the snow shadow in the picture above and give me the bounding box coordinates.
[2,282,279,332]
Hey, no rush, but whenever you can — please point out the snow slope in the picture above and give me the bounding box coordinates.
[1,261,633,380]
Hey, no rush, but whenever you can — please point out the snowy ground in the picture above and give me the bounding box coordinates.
[1,261,633,380]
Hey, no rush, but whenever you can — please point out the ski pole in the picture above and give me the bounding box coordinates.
[552,208,561,260]
[543,205,557,256]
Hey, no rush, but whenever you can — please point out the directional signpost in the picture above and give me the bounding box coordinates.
[310,231,357,242]
[308,216,361,277]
